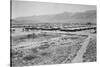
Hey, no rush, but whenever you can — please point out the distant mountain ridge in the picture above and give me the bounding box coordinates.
[12,10,96,24]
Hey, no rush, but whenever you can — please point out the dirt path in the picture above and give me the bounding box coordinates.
[72,36,91,63]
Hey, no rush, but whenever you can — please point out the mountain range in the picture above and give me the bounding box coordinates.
[12,10,96,24]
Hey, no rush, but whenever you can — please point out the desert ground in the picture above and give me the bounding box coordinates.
[11,24,96,67]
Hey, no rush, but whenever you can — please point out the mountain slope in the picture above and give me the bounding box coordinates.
[12,10,96,24]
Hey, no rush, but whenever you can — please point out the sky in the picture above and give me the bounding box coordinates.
[12,0,96,19]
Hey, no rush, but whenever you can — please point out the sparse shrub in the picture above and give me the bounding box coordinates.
[41,52,51,56]
[38,44,50,50]
[30,48,38,53]
[11,49,23,58]
[23,55,38,61]
[26,33,37,39]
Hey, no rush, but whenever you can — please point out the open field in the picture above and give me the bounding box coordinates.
[11,24,96,67]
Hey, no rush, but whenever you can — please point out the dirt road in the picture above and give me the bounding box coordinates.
[72,35,91,63]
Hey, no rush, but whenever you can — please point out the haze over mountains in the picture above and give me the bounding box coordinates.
[12,10,96,24]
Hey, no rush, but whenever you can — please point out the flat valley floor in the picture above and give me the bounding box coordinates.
[11,27,96,67]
